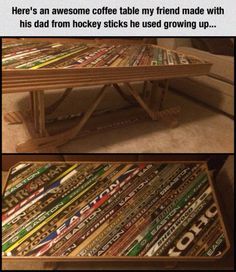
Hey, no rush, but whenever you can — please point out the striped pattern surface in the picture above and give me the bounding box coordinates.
[2,39,211,93]
[2,40,204,70]
[2,162,228,258]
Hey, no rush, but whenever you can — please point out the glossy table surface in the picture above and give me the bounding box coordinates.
[2,161,229,260]
[2,39,211,93]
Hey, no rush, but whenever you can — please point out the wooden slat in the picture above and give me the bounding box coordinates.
[37,91,46,137]
[2,68,210,93]
[3,63,211,77]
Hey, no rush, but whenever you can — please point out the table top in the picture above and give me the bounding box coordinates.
[2,39,211,93]
[2,161,229,260]
[2,39,205,70]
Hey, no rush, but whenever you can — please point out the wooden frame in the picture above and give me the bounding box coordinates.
[2,160,230,263]
[2,63,211,93]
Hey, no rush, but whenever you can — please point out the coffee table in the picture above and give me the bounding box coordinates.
[2,39,211,152]
[2,161,230,269]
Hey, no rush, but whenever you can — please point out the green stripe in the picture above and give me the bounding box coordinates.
[2,164,89,234]
[2,164,108,252]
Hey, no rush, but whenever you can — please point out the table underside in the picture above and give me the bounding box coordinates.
[4,80,182,152]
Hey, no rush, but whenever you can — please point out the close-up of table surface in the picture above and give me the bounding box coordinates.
[2,161,230,261]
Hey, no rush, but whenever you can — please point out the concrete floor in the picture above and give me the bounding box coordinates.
[2,85,234,153]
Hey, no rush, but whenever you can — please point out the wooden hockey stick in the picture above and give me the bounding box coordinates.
[125,82,156,120]
[16,85,109,152]
[45,88,73,115]
[112,84,136,105]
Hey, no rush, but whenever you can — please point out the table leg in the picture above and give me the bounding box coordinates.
[142,80,149,99]
[148,81,160,109]
[16,85,109,152]
[37,90,46,137]
[125,82,156,120]
[30,90,46,137]
[148,80,169,111]
[29,91,34,118]
[33,91,39,132]
[125,81,180,125]
[158,79,169,111]
[15,82,180,152]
